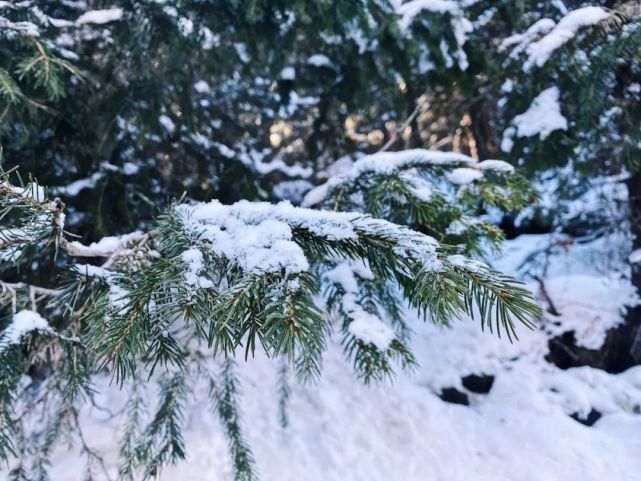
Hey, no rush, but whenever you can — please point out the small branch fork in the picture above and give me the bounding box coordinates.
[0,280,61,314]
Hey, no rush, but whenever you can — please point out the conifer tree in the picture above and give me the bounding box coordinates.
[0,1,552,480]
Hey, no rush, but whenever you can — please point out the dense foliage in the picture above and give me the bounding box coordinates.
[1,1,639,480]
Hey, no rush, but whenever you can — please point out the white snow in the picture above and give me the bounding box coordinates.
[500,127,515,153]
[447,253,489,273]
[5,228,641,481]
[307,54,333,67]
[272,179,314,203]
[49,17,75,28]
[395,0,458,29]
[0,310,52,354]
[238,150,313,178]
[392,1,471,69]
[401,172,433,201]
[66,231,144,257]
[0,17,39,36]
[325,262,395,350]
[76,8,123,25]
[57,173,103,196]
[1,181,46,201]
[500,18,556,55]
[511,86,568,140]
[630,249,641,264]
[194,80,211,93]
[446,167,484,185]
[477,159,514,173]
[159,114,176,134]
[445,218,467,235]
[523,7,610,70]
[280,67,295,80]
[181,248,215,289]
[348,314,395,350]
[540,274,637,349]
[19,231,641,481]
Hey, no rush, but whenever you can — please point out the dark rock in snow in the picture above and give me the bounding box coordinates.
[461,373,495,394]
[439,387,469,406]
[546,306,641,374]
[570,408,602,427]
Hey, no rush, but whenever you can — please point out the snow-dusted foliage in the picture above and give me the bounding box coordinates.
[304,149,534,254]
[0,167,538,479]
[2,1,641,480]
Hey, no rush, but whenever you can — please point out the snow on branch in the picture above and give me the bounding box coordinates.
[302,149,514,207]
[501,6,610,71]
[76,8,123,25]
[0,310,52,356]
[501,87,568,152]
[63,232,146,258]
[175,199,444,276]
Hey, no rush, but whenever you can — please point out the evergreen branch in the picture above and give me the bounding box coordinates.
[210,361,257,481]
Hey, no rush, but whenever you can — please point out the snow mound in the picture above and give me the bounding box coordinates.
[76,8,124,25]
[511,86,568,140]
[0,310,51,354]
[524,7,610,70]
[6,234,641,481]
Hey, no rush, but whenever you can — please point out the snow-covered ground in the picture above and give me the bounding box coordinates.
[31,232,641,480]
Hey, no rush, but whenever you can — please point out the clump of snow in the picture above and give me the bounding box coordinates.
[348,314,395,350]
[66,231,144,257]
[401,172,433,201]
[73,264,111,279]
[630,249,641,264]
[158,114,176,134]
[194,80,211,93]
[303,149,518,207]
[307,54,333,68]
[49,17,74,28]
[272,179,314,203]
[477,159,514,173]
[446,219,467,235]
[447,254,489,273]
[280,66,295,80]
[0,17,40,36]
[510,87,568,140]
[446,167,484,185]
[392,0,471,70]
[541,274,638,349]
[500,18,556,56]
[0,310,52,355]
[523,7,610,70]
[76,8,123,25]
[500,128,515,153]
[325,262,395,350]
[57,172,103,196]
[177,202,316,276]
[74,264,130,311]
[450,16,473,70]
[395,0,458,29]
[238,150,313,178]
[122,162,140,176]
[181,248,214,289]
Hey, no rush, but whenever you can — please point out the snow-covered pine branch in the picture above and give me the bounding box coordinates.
[0,162,539,478]
[303,149,534,254]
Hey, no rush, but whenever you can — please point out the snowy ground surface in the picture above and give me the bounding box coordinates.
[25,232,641,480]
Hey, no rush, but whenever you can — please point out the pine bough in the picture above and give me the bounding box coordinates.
[0,152,540,480]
